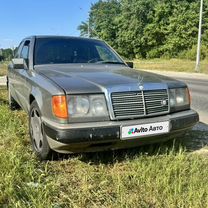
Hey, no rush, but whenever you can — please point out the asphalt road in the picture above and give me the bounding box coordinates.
[176,76,208,124]
[146,70,208,124]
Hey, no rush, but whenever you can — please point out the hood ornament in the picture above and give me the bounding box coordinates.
[137,76,144,91]
[139,85,144,91]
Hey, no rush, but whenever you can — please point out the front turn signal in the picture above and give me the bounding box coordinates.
[52,95,68,119]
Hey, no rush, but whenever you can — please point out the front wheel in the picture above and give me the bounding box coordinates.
[29,100,54,160]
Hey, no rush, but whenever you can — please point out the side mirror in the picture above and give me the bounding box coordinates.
[12,58,27,69]
[126,61,134,68]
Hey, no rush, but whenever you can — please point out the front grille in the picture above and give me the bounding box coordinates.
[111,90,169,119]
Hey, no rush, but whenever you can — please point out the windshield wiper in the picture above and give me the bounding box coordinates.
[96,61,126,65]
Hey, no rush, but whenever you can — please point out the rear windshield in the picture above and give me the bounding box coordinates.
[34,37,123,65]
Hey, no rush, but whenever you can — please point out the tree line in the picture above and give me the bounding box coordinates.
[0,48,14,62]
[78,0,208,60]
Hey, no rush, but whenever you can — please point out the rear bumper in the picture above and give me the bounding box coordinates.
[43,110,199,153]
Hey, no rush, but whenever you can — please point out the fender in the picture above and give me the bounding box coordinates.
[29,86,44,112]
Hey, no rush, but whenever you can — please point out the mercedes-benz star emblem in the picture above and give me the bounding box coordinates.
[161,100,167,106]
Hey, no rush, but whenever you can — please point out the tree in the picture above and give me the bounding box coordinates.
[78,0,121,47]
[0,49,3,62]
[116,0,156,58]
[2,48,13,60]
[77,21,89,37]
[78,0,208,59]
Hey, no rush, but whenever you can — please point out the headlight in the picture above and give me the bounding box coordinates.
[91,96,108,116]
[169,88,190,112]
[68,96,90,116]
[68,94,108,119]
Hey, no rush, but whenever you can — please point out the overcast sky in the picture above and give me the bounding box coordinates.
[0,0,98,48]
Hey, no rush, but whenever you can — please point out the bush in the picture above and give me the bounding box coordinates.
[146,48,163,59]
[178,45,208,60]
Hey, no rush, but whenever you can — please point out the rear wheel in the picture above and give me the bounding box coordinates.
[29,100,55,160]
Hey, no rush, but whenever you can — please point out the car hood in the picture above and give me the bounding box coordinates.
[35,64,186,94]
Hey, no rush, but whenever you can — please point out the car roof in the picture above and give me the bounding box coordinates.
[25,35,102,42]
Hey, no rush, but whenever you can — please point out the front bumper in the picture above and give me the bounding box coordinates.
[43,110,199,153]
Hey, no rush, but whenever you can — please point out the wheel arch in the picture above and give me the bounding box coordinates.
[28,87,44,113]
[29,86,54,121]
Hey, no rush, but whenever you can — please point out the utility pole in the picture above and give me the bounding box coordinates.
[195,0,203,72]
[88,12,90,38]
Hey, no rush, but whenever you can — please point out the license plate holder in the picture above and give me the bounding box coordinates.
[121,121,170,140]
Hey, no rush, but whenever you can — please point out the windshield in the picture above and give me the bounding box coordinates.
[34,37,124,65]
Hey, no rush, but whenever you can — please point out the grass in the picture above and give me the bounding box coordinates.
[134,59,208,74]
[0,62,8,76]
[0,88,208,207]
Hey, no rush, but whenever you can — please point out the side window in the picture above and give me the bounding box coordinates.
[20,40,30,59]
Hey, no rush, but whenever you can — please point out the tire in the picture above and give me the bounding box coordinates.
[29,100,55,160]
[8,82,20,110]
